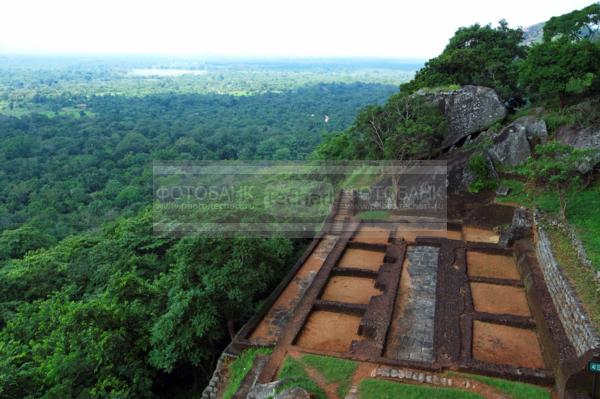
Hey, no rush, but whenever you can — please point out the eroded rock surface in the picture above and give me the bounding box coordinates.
[556,125,600,173]
[417,85,507,148]
[487,123,531,167]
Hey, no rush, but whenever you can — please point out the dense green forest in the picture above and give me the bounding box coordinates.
[0,59,416,397]
[2,2,599,397]
[0,77,401,253]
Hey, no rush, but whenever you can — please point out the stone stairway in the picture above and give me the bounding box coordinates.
[330,190,353,235]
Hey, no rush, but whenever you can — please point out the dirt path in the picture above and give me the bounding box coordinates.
[289,352,340,399]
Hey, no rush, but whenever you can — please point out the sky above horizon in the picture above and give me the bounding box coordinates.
[0,0,594,58]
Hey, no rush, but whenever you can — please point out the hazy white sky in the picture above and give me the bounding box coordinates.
[0,0,594,58]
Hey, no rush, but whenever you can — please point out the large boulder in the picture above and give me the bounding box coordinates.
[417,85,507,148]
[556,125,600,173]
[487,123,531,167]
[513,115,548,142]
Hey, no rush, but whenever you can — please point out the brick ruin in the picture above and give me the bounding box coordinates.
[213,190,600,399]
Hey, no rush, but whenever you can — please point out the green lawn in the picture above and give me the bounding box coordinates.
[355,210,391,221]
[222,348,272,399]
[560,180,600,269]
[358,379,484,399]
[301,354,357,397]
[496,178,600,271]
[277,356,326,399]
[452,373,551,399]
[495,178,559,213]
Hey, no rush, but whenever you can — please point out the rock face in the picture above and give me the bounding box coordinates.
[556,125,600,173]
[487,123,531,167]
[248,381,285,399]
[513,115,548,142]
[418,85,507,148]
[507,207,533,244]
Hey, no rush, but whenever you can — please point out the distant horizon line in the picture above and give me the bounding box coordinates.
[0,53,428,63]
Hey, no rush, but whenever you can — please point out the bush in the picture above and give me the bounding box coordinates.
[468,155,497,193]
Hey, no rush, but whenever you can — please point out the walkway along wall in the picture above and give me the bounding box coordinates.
[525,210,600,398]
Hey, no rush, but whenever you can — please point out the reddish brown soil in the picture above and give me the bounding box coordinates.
[352,226,390,245]
[470,283,532,317]
[463,226,499,244]
[384,259,411,358]
[337,248,385,271]
[250,236,337,342]
[467,251,521,280]
[472,321,545,369]
[396,226,463,242]
[320,276,381,304]
[296,310,363,353]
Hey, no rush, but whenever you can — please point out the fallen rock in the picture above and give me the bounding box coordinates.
[417,85,507,148]
[500,206,532,247]
[496,186,511,196]
[487,123,531,166]
[556,125,600,173]
[513,115,548,142]
[248,380,285,399]
[275,387,313,399]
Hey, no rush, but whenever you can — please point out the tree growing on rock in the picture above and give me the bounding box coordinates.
[401,20,527,101]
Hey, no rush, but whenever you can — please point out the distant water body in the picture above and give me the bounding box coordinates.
[128,68,207,77]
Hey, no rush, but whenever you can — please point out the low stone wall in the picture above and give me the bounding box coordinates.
[201,351,237,399]
[534,216,600,358]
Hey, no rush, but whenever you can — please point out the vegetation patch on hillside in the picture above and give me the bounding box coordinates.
[301,354,357,398]
[451,372,551,399]
[222,348,272,399]
[277,356,326,399]
[546,225,600,331]
[358,378,484,399]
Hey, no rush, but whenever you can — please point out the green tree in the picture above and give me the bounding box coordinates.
[401,20,526,100]
[543,3,600,42]
[0,225,54,260]
[518,37,600,106]
[315,93,447,160]
[523,141,596,220]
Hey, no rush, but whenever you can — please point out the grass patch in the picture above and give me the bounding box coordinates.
[561,179,600,269]
[358,379,484,399]
[546,225,600,332]
[495,179,527,204]
[355,210,391,221]
[500,176,600,270]
[494,178,560,213]
[340,166,382,190]
[277,356,326,399]
[453,373,550,399]
[222,348,272,399]
[301,354,357,397]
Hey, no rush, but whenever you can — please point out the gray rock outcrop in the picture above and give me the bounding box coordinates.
[556,125,600,173]
[487,123,531,167]
[248,380,285,399]
[513,115,548,142]
[417,85,507,148]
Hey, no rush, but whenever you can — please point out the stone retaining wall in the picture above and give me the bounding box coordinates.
[201,352,237,399]
[534,213,600,357]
